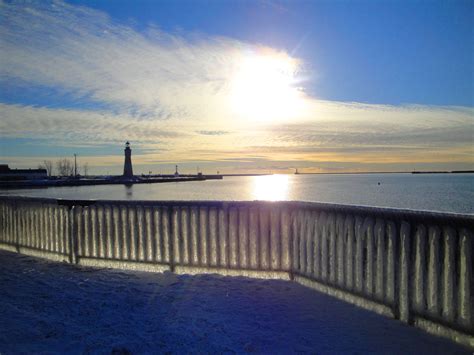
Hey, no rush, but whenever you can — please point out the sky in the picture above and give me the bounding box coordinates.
[0,0,473,174]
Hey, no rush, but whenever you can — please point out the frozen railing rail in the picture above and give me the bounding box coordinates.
[0,196,472,347]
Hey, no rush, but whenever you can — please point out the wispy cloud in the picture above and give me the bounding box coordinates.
[263,102,474,149]
[0,103,184,144]
[0,0,283,120]
[196,130,231,136]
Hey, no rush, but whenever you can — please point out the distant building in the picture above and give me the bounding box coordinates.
[0,164,47,181]
[174,165,179,177]
[123,142,133,177]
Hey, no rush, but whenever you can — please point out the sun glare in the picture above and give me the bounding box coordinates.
[252,174,290,201]
[230,53,306,123]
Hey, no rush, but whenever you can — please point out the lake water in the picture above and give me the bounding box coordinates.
[1,173,473,214]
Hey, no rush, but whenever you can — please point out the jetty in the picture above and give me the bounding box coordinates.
[0,175,222,189]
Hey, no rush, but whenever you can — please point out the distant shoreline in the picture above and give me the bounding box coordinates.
[221,173,270,177]
[226,171,474,176]
[292,170,474,175]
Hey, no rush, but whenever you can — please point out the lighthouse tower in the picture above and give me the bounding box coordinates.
[123,141,133,178]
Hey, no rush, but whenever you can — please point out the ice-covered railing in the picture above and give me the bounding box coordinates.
[0,196,472,347]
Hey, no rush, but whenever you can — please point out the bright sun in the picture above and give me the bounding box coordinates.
[230,53,306,123]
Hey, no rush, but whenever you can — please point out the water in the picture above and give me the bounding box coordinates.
[1,173,473,214]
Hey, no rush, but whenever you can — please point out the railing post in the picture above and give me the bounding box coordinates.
[399,221,411,323]
[287,209,293,280]
[442,226,456,323]
[168,206,175,272]
[68,205,78,264]
[14,200,20,253]
[458,228,473,331]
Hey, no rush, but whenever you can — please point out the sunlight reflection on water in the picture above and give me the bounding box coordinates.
[252,174,290,201]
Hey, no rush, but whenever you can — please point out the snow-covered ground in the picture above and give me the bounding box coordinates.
[0,250,470,354]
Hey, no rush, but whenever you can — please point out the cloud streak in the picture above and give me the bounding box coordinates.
[0,0,284,121]
[196,130,231,136]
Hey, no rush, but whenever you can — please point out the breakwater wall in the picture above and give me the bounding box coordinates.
[0,196,472,347]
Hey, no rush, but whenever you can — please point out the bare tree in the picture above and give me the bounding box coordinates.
[56,158,74,176]
[82,162,89,176]
[38,160,54,176]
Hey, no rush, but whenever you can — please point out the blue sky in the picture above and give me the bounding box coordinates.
[0,0,472,174]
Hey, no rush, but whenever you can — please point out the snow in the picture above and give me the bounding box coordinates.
[0,250,470,354]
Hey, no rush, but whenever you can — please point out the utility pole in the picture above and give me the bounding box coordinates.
[74,154,77,177]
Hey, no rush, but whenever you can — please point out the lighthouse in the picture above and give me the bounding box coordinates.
[123,141,133,178]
